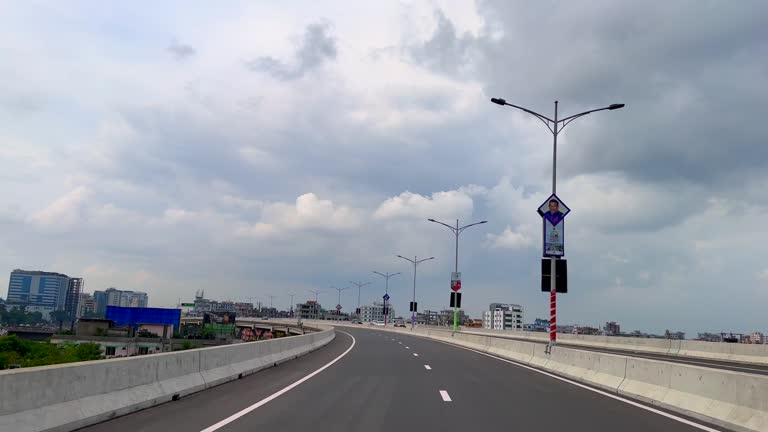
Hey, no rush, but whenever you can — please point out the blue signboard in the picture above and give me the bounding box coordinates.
[106,306,181,332]
[383,294,390,301]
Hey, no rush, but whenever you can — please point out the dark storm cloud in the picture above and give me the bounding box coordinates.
[246,22,337,80]
[405,1,768,190]
[407,10,474,75]
[168,41,196,60]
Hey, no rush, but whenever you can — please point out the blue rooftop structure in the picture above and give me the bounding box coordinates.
[106,306,181,332]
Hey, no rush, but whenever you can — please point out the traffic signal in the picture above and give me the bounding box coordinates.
[541,258,568,293]
[409,301,418,312]
[449,292,462,308]
[355,308,360,315]
[383,307,389,315]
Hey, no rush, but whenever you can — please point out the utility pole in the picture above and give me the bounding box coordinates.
[372,271,400,325]
[288,293,295,318]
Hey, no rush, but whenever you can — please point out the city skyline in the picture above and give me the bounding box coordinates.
[0,2,767,336]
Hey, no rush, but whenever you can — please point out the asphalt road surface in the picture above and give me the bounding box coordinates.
[78,327,724,432]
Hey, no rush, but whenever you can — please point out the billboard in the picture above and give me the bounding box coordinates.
[106,306,181,332]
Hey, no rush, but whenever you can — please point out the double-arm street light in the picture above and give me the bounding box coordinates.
[490,97,624,348]
[427,218,488,332]
[333,286,350,320]
[372,271,400,325]
[349,281,371,320]
[396,255,435,329]
[308,289,325,320]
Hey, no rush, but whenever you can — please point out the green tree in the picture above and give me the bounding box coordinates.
[49,310,72,330]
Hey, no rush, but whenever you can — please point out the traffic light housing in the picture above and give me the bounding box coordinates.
[449,292,462,308]
[355,308,360,315]
[409,301,418,312]
[541,258,568,293]
[383,307,389,315]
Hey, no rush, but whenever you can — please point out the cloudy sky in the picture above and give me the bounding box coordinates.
[1,1,767,335]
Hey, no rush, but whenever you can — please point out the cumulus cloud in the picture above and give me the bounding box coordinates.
[237,193,361,238]
[373,190,474,221]
[28,186,91,230]
[487,225,534,249]
[246,22,337,80]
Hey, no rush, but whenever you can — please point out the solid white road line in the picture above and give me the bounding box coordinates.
[199,331,356,432]
[413,353,419,357]
[439,390,452,402]
[424,365,432,370]
[428,338,720,432]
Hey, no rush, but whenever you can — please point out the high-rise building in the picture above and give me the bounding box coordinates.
[93,288,149,315]
[93,290,107,317]
[6,269,71,318]
[78,292,96,317]
[483,303,524,330]
[64,278,83,321]
[750,332,765,344]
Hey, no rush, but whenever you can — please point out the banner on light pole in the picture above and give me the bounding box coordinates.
[537,194,570,257]
[451,272,461,292]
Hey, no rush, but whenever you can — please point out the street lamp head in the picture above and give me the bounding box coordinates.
[427,257,435,260]
[608,103,625,110]
[480,220,488,224]
[427,218,436,222]
[490,97,506,106]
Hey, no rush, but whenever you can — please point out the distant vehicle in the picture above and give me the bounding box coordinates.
[370,320,385,326]
[354,320,363,324]
[394,321,406,328]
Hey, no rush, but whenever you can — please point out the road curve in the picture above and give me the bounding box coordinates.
[79,327,722,432]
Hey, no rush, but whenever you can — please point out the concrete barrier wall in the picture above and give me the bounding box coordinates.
[459,326,768,365]
[0,324,334,432]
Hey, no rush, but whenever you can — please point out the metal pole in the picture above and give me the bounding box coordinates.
[384,277,389,326]
[454,219,459,332]
[550,101,559,348]
[412,256,417,330]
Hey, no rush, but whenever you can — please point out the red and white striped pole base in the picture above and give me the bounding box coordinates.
[550,290,557,343]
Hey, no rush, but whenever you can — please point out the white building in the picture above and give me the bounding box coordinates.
[360,302,395,323]
[99,287,149,310]
[483,303,524,330]
[750,332,765,344]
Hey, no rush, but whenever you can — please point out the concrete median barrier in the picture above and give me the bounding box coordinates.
[0,324,334,432]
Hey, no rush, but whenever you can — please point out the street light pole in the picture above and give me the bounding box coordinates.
[334,286,349,321]
[288,293,295,318]
[372,271,400,325]
[268,295,276,318]
[349,281,371,320]
[427,218,487,332]
[490,97,624,350]
[308,290,325,320]
[396,255,435,330]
